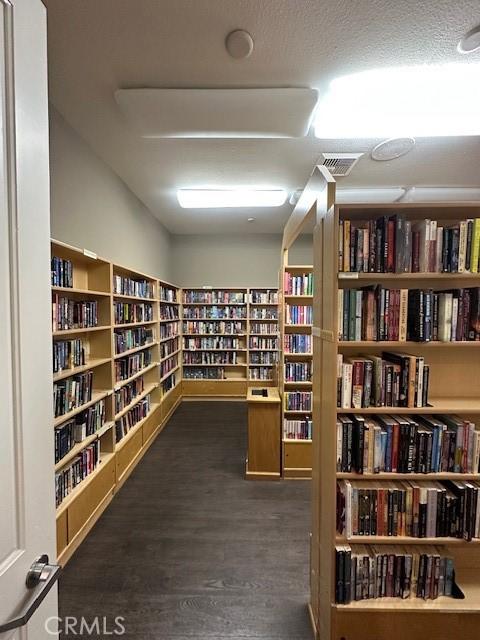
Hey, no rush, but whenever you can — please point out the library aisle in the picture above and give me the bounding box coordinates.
[58,402,311,640]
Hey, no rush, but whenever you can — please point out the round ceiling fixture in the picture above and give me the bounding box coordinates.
[247,217,255,222]
[226,30,254,59]
[458,24,480,54]
[371,137,416,161]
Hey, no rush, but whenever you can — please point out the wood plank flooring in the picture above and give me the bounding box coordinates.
[58,401,312,639]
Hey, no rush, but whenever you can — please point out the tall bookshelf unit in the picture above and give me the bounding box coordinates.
[181,288,249,397]
[280,264,314,478]
[310,196,480,638]
[51,240,182,565]
[248,288,279,386]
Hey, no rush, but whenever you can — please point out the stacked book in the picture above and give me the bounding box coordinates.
[53,338,86,373]
[335,545,455,603]
[249,290,278,303]
[284,417,313,440]
[53,371,93,417]
[114,327,154,354]
[113,302,153,325]
[284,334,312,354]
[337,353,429,409]
[339,216,480,273]
[285,304,312,325]
[115,349,152,382]
[285,361,312,382]
[115,395,151,442]
[55,440,100,506]
[114,376,145,414]
[51,256,73,287]
[113,275,154,299]
[284,391,312,412]
[336,414,480,474]
[52,297,98,331]
[284,271,314,295]
[337,479,480,540]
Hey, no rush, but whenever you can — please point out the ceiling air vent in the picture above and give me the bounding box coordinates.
[320,153,363,177]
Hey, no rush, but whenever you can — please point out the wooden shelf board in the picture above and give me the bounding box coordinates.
[54,389,111,427]
[283,438,313,443]
[182,302,246,306]
[160,335,180,343]
[182,317,247,322]
[182,377,246,382]
[284,410,312,415]
[182,332,246,337]
[249,302,278,306]
[339,341,480,348]
[160,364,180,383]
[56,452,115,516]
[284,352,313,357]
[182,363,247,367]
[338,272,480,281]
[249,378,274,382]
[285,265,313,271]
[249,333,279,336]
[249,348,278,352]
[54,421,114,471]
[52,286,110,297]
[249,363,275,367]
[114,362,159,391]
[160,318,181,323]
[114,319,157,329]
[285,324,313,328]
[51,239,109,265]
[284,295,313,300]
[53,325,111,337]
[337,536,479,546]
[53,357,111,382]
[115,402,161,450]
[183,348,247,352]
[284,381,312,386]
[249,318,278,322]
[113,292,157,302]
[337,472,480,480]
[113,341,158,360]
[337,398,480,414]
[114,382,159,420]
[159,299,180,305]
[160,348,181,362]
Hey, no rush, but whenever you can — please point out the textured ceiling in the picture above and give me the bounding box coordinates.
[44,0,480,234]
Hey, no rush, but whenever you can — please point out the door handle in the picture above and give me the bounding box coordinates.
[0,554,61,633]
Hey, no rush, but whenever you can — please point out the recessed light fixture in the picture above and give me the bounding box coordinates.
[247,217,256,222]
[177,189,287,209]
[314,63,480,138]
[458,24,480,54]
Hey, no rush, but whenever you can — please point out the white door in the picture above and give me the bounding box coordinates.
[0,0,58,638]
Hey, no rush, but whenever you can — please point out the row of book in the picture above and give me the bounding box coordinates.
[183,367,226,380]
[284,391,312,412]
[249,308,278,320]
[161,371,177,393]
[284,334,312,354]
[51,256,73,288]
[336,414,480,475]
[115,350,152,383]
[161,337,179,359]
[283,417,313,440]
[183,291,246,304]
[339,216,480,273]
[250,352,277,365]
[114,376,145,415]
[337,479,480,540]
[335,545,456,603]
[183,337,242,350]
[53,338,86,374]
[113,302,154,325]
[161,323,180,339]
[52,297,98,332]
[160,286,177,302]
[249,290,278,304]
[337,353,429,409]
[284,361,312,382]
[115,394,151,442]
[285,305,312,325]
[160,305,179,321]
[54,399,106,464]
[113,275,154,299]
[284,272,314,296]
[250,323,278,334]
[53,371,93,418]
[182,321,245,335]
[248,367,273,381]
[161,354,178,378]
[249,337,278,350]
[55,440,101,506]
[183,352,240,365]
[114,327,154,355]
[183,306,247,320]
[338,286,480,342]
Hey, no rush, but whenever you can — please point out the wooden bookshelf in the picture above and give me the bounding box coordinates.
[51,240,183,566]
[247,288,279,386]
[280,263,313,478]
[302,173,480,638]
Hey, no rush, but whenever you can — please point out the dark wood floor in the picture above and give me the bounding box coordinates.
[59,401,312,640]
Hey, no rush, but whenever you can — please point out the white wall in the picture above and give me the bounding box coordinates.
[172,234,312,287]
[49,108,172,280]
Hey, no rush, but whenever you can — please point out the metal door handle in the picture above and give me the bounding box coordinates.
[0,554,61,633]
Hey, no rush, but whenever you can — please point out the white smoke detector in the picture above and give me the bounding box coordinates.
[371,137,415,161]
[320,152,363,177]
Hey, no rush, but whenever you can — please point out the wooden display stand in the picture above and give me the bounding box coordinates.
[245,387,281,480]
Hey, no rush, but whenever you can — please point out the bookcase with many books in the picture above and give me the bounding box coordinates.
[159,280,182,417]
[310,195,480,639]
[51,240,182,565]
[248,288,279,385]
[280,263,314,478]
[181,288,249,396]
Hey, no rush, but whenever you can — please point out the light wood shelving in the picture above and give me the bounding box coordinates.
[247,288,279,386]
[51,240,183,567]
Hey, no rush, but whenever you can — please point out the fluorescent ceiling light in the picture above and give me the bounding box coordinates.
[177,189,287,208]
[314,63,480,138]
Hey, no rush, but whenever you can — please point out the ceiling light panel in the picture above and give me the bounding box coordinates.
[315,63,480,139]
[115,88,318,138]
[177,189,287,208]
